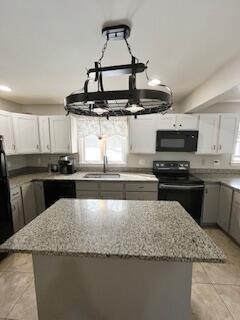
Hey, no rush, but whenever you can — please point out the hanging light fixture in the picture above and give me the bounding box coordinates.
[64,24,173,118]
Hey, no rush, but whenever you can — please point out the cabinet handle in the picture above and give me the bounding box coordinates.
[219,145,222,151]
[12,144,15,150]
[205,189,208,194]
[36,144,39,149]
[11,192,19,197]
[212,144,216,150]
[12,204,16,211]
[47,144,50,150]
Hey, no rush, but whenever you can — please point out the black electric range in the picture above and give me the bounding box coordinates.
[153,161,204,223]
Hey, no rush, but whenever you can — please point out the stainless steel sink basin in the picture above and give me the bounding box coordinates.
[83,173,121,179]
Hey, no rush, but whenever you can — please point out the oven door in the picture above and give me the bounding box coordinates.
[158,184,204,223]
[156,130,198,152]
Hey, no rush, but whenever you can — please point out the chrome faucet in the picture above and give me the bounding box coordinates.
[103,155,108,173]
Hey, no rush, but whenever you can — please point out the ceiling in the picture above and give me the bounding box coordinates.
[1,0,240,105]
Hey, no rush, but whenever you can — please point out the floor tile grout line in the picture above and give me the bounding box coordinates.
[5,277,34,319]
[212,284,236,320]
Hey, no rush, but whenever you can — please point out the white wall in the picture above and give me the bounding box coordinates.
[21,104,65,115]
[0,97,22,113]
[199,102,240,113]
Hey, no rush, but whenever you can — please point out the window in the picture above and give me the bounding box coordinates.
[78,117,128,165]
[231,123,240,164]
[80,135,126,164]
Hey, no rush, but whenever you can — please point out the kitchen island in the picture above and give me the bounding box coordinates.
[0,199,224,320]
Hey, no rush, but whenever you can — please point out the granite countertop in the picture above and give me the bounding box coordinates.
[0,199,224,263]
[195,173,240,191]
[9,172,158,188]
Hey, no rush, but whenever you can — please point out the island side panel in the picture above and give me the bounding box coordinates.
[33,254,192,320]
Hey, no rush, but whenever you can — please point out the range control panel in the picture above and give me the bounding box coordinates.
[153,161,190,173]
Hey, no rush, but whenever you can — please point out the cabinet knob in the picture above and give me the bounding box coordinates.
[173,124,176,127]
[179,124,182,127]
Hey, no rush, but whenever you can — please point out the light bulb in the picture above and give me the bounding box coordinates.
[148,79,161,87]
[126,104,144,113]
[93,107,108,115]
[0,85,12,92]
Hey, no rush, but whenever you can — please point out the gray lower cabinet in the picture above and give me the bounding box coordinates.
[34,181,45,215]
[10,187,25,232]
[201,183,220,225]
[229,191,240,244]
[21,182,38,224]
[126,192,158,200]
[217,185,233,232]
[100,191,124,200]
[75,181,158,200]
[76,190,99,199]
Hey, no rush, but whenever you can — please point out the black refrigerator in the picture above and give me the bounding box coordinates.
[0,135,14,260]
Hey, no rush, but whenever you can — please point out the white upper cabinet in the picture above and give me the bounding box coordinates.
[197,114,219,154]
[0,110,16,154]
[176,114,199,130]
[156,114,176,130]
[156,114,198,130]
[129,115,156,154]
[197,114,239,154]
[12,113,40,154]
[217,114,239,154]
[38,116,51,153]
[49,116,77,153]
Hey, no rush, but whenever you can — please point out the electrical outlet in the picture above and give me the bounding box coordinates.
[213,160,220,166]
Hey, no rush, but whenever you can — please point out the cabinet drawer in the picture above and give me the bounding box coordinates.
[76,190,99,199]
[76,182,99,191]
[100,191,124,200]
[10,187,21,200]
[126,192,158,200]
[100,182,124,191]
[125,182,157,192]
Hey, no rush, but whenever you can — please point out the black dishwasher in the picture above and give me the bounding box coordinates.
[43,181,76,208]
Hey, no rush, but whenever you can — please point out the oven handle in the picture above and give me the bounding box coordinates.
[159,184,204,190]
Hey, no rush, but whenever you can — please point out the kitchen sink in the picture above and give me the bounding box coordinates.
[83,173,121,179]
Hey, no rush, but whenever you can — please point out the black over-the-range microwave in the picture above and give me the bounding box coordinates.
[156,130,199,152]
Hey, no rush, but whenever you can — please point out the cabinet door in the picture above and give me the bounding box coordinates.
[217,185,233,232]
[201,184,220,224]
[197,114,219,154]
[217,114,239,154]
[126,192,158,200]
[176,114,199,130]
[0,110,16,154]
[156,114,176,130]
[100,191,124,200]
[11,197,25,232]
[76,190,99,199]
[50,116,71,153]
[34,181,45,215]
[21,182,37,224]
[229,191,240,244]
[129,115,156,154]
[13,114,40,153]
[39,116,51,153]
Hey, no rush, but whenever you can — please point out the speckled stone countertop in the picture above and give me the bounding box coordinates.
[195,173,240,191]
[0,199,224,263]
[9,172,158,188]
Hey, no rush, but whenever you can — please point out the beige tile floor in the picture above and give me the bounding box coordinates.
[0,227,239,320]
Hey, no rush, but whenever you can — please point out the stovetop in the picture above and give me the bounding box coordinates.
[153,160,204,185]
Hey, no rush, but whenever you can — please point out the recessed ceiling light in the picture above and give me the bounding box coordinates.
[0,85,12,92]
[148,79,161,87]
